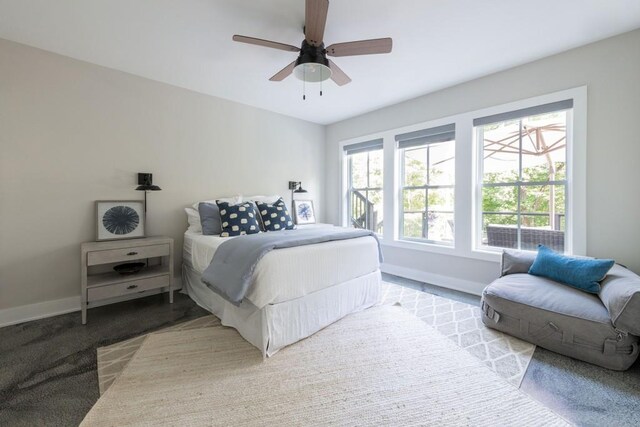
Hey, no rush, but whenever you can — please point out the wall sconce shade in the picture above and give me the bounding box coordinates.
[289,181,307,207]
[135,173,162,191]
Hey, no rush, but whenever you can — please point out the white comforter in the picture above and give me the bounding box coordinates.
[183,227,380,308]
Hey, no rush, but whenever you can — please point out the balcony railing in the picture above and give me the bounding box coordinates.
[350,190,383,233]
[483,211,565,251]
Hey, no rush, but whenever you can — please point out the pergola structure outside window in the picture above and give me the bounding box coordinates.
[475,100,572,252]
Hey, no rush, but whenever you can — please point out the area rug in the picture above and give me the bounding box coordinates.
[96,315,221,393]
[380,282,536,386]
[97,282,535,394]
[83,306,565,426]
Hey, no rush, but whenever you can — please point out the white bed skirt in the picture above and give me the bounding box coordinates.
[182,265,382,357]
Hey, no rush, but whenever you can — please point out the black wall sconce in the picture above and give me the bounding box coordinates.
[288,181,307,202]
[135,173,162,213]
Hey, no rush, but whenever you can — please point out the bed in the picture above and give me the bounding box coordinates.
[182,225,382,356]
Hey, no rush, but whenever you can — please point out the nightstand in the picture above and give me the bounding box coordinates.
[80,236,174,324]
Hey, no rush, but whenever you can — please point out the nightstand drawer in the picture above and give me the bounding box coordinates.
[87,274,170,302]
[87,243,170,266]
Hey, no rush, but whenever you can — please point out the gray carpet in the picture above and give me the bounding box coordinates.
[0,293,208,426]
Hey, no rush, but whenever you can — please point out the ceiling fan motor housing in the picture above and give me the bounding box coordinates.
[294,40,332,82]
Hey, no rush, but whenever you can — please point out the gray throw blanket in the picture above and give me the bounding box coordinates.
[201,227,382,305]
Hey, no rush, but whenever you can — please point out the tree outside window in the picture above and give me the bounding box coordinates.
[400,140,455,244]
[479,110,568,251]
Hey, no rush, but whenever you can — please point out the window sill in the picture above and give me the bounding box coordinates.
[380,239,502,263]
[380,239,456,256]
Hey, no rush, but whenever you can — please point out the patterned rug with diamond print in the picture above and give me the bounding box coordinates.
[96,282,535,394]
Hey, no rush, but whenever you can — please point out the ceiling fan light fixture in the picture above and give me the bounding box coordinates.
[293,61,332,82]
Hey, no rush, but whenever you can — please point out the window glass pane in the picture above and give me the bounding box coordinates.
[367,190,384,234]
[483,215,518,249]
[427,188,454,243]
[399,133,455,245]
[347,147,384,234]
[349,190,365,229]
[403,147,427,187]
[482,185,518,216]
[521,111,567,182]
[429,141,455,186]
[403,212,423,239]
[519,185,565,252]
[482,120,520,184]
[349,152,367,189]
[482,185,518,248]
[403,188,425,212]
[349,189,383,233]
[368,150,384,188]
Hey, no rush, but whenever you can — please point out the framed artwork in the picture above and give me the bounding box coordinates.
[293,200,316,225]
[96,200,145,241]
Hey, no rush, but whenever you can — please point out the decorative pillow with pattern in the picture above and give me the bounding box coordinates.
[216,201,261,237]
[255,198,296,232]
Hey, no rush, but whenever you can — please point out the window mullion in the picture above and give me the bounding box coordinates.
[516,119,523,249]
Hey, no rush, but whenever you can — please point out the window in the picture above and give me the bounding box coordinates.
[475,100,572,252]
[397,124,455,244]
[344,139,384,233]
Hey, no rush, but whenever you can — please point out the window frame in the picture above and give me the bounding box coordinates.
[337,87,586,262]
[399,139,456,245]
[475,111,570,252]
[346,148,384,234]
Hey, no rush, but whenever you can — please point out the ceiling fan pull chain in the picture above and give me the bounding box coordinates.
[303,67,306,100]
[320,68,323,96]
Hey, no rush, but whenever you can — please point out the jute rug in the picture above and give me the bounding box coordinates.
[97,282,535,393]
[83,306,565,426]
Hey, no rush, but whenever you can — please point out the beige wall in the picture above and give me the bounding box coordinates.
[325,29,640,285]
[0,39,325,310]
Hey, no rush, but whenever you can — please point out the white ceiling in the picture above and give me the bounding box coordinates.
[1,0,640,125]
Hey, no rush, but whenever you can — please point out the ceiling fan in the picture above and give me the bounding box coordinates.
[232,0,392,88]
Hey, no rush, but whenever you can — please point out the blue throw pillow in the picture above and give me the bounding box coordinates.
[255,198,295,232]
[528,245,614,293]
[216,201,261,237]
[198,202,222,235]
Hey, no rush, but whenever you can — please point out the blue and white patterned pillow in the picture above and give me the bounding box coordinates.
[256,198,296,232]
[216,201,261,237]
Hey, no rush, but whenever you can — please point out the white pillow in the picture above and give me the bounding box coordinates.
[184,208,202,233]
[244,195,283,204]
[191,195,241,210]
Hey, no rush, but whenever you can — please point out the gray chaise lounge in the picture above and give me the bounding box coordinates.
[481,250,640,370]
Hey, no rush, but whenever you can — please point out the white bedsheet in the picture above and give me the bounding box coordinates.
[183,228,380,308]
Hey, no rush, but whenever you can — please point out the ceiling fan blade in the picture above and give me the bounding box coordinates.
[326,38,393,57]
[305,0,329,46]
[328,60,351,86]
[232,35,300,53]
[269,60,297,82]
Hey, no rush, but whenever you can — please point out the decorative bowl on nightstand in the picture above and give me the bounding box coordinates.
[113,262,146,275]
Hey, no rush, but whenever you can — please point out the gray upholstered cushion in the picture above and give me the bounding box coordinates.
[501,249,537,276]
[198,202,222,235]
[482,274,639,371]
[599,264,640,335]
[486,273,611,324]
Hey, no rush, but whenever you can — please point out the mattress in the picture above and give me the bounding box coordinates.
[183,228,380,308]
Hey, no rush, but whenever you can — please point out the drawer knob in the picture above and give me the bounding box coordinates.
[126,284,139,290]
[126,251,138,256]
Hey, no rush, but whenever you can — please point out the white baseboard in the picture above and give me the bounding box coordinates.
[0,295,81,328]
[0,279,183,328]
[381,263,486,296]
